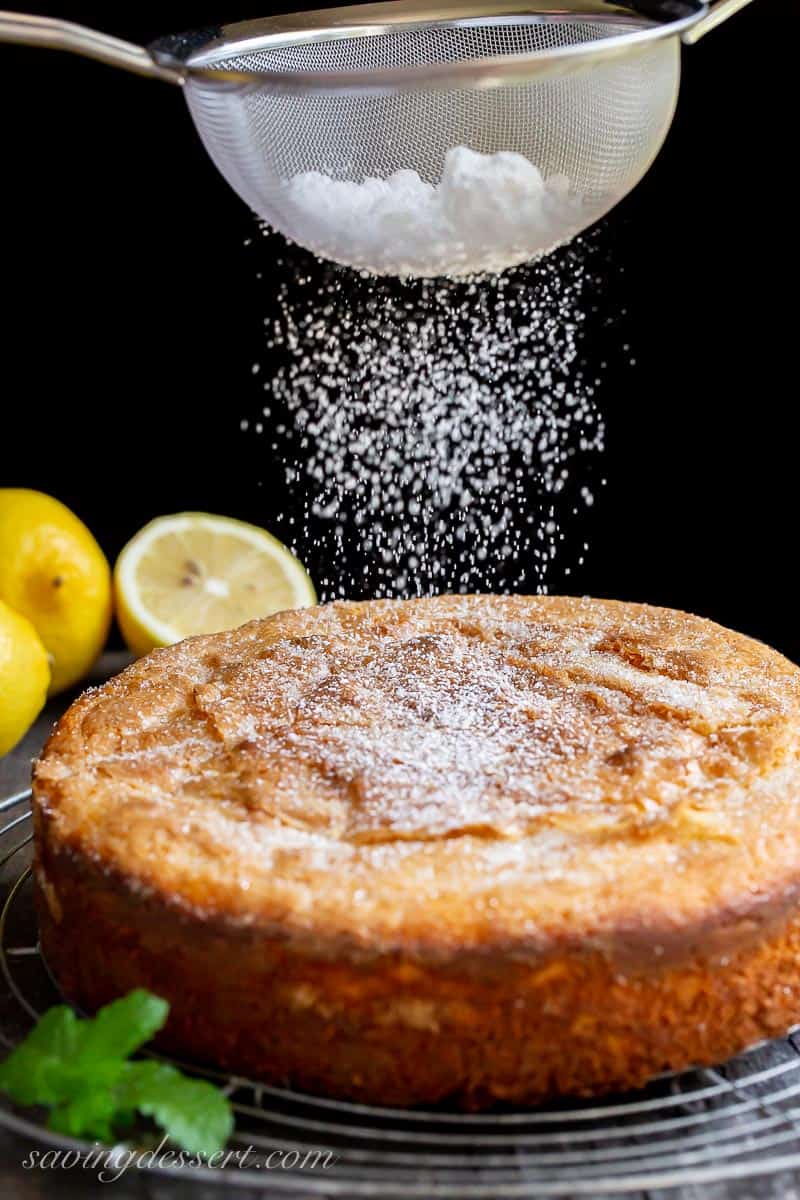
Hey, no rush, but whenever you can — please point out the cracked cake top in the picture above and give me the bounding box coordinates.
[33,594,800,963]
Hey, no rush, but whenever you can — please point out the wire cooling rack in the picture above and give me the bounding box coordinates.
[3,786,800,1195]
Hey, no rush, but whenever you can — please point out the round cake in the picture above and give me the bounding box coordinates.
[32,594,800,1107]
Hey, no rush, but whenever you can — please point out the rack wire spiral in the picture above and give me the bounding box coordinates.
[3,784,800,1195]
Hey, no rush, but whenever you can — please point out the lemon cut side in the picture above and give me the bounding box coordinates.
[114,513,316,658]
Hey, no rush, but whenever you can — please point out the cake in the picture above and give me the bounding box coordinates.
[31,594,800,1107]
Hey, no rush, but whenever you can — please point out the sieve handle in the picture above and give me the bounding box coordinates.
[682,0,756,45]
[0,11,184,82]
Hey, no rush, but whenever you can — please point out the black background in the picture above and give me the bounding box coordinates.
[2,3,796,654]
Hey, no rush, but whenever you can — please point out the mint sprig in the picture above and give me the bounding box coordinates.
[0,990,233,1156]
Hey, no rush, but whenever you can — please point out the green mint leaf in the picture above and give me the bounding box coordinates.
[119,1061,233,1157]
[17,1005,80,1058]
[48,1086,119,1144]
[0,1007,81,1105]
[0,993,167,1109]
[73,990,169,1064]
[0,991,231,1154]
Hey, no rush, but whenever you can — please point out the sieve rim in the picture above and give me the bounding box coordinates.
[151,1,707,95]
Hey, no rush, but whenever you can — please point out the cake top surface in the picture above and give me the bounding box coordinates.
[33,594,800,961]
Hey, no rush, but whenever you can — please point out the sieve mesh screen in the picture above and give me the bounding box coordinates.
[185,18,679,275]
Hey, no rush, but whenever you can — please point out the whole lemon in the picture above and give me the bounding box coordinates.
[0,599,50,755]
[0,489,112,695]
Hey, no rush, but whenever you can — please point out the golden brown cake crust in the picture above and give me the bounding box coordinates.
[31,595,800,1105]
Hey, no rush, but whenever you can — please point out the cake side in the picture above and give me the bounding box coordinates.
[34,838,800,1107]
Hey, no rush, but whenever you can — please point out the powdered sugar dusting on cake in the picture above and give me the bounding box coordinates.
[34,597,800,957]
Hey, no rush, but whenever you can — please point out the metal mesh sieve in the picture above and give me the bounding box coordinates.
[184,17,681,275]
[0,3,753,276]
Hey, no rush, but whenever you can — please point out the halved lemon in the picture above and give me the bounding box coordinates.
[114,513,316,658]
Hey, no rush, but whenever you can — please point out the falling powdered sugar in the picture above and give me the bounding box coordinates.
[283,146,583,278]
[241,231,616,601]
